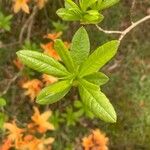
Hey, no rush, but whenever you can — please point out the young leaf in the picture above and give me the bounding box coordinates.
[90,0,102,10]
[84,72,109,86]
[17,50,70,77]
[99,0,120,11]
[82,10,104,24]
[79,0,97,11]
[79,79,116,123]
[56,8,82,21]
[71,27,90,66]
[79,40,119,77]
[65,0,80,9]
[37,80,72,105]
[54,39,75,72]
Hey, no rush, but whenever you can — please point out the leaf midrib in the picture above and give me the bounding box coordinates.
[80,82,115,121]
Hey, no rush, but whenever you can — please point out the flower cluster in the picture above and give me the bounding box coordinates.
[0,107,54,150]
[82,129,109,150]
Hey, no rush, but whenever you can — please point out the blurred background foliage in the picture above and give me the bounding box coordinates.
[0,0,150,149]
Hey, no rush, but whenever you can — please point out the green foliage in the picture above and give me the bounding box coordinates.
[79,79,116,122]
[54,39,75,72]
[70,27,90,66]
[84,72,109,86]
[74,100,94,119]
[37,80,72,105]
[17,27,119,123]
[0,98,6,129]
[56,0,119,24]
[78,40,119,77]
[52,21,68,32]
[0,113,5,129]
[17,50,71,77]
[0,12,12,31]
[91,0,120,11]
[22,40,41,51]
[0,97,6,107]
[62,106,82,126]
[50,110,64,129]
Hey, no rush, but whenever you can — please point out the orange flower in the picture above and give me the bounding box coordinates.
[35,0,48,9]
[41,42,60,60]
[44,32,62,41]
[3,121,24,149]
[17,135,41,150]
[20,136,54,150]
[82,129,109,150]
[42,74,58,85]
[4,122,24,142]
[0,139,13,150]
[22,79,43,101]
[37,137,54,150]
[13,0,30,14]
[13,58,24,70]
[29,107,54,133]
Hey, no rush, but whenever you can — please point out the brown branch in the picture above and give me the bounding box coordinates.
[95,25,122,34]
[19,6,38,43]
[119,15,150,41]
[0,70,22,97]
[0,41,20,48]
[96,15,150,42]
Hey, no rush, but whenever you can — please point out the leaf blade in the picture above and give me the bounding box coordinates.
[79,79,117,123]
[79,0,97,11]
[71,27,90,66]
[17,50,70,77]
[79,40,119,77]
[99,0,120,10]
[37,80,72,105]
[56,8,82,21]
[84,72,109,86]
[54,39,75,72]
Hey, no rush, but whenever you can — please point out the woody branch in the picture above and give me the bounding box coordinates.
[96,14,150,42]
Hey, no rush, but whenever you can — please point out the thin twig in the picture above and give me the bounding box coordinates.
[19,6,38,43]
[0,41,20,48]
[119,15,150,41]
[0,70,22,97]
[95,25,122,34]
[96,15,150,42]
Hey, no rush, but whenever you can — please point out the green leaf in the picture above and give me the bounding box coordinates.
[54,39,75,72]
[99,0,120,10]
[62,106,82,126]
[84,72,109,86]
[71,27,90,66]
[82,10,104,24]
[37,80,72,105]
[57,8,82,21]
[0,13,12,31]
[79,0,97,11]
[90,0,102,10]
[79,40,119,77]
[74,100,94,119]
[17,50,70,78]
[0,97,7,107]
[49,110,64,129]
[65,0,80,9]
[0,113,5,129]
[79,79,116,122]
[52,21,68,32]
